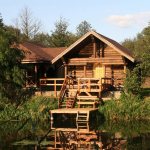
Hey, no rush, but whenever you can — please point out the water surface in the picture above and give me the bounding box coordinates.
[0,119,150,149]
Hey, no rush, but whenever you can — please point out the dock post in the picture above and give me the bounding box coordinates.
[50,111,53,129]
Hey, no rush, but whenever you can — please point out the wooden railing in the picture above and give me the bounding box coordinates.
[58,77,68,108]
[77,78,102,92]
[39,77,124,98]
[58,76,77,108]
[40,78,64,97]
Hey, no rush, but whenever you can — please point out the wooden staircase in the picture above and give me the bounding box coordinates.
[77,95,99,108]
[58,76,78,108]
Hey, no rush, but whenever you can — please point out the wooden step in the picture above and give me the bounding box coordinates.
[63,100,74,102]
[65,97,75,99]
[77,125,88,128]
[78,115,87,118]
[61,104,72,107]
[78,96,97,99]
[78,101,96,103]
[77,102,96,108]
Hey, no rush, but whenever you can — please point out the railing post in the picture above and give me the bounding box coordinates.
[88,79,90,92]
[54,79,57,97]
[78,78,80,92]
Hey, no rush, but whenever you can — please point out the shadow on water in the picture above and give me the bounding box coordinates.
[0,112,150,150]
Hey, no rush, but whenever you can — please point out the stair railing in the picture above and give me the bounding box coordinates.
[58,75,77,108]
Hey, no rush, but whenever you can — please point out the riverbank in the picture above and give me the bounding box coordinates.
[0,88,150,122]
[99,91,150,121]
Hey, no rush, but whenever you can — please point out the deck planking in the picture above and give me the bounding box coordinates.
[50,108,98,114]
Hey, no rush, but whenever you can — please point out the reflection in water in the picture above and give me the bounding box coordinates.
[48,120,127,150]
[0,119,150,149]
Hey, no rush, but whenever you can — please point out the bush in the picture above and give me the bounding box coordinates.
[0,96,58,121]
[99,93,150,121]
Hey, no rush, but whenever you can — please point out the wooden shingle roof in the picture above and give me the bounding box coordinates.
[19,42,66,63]
[19,31,134,64]
[51,31,134,64]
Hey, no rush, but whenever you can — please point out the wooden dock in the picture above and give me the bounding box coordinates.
[50,108,98,114]
[50,108,98,128]
[50,77,100,129]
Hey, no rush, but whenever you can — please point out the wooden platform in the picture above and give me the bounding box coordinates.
[50,108,98,125]
[50,108,98,132]
[50,108,98,114]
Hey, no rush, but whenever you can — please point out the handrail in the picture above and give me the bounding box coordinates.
[39,77,123,99]
[40,78,64,97]
[58,77,68,108]
[58,76,76,108]
[77,78,102,92]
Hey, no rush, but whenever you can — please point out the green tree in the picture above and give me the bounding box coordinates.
[50,17,76,47]
[122,23,150,96]
[76,20,92,37]
[32,32,51,47]
[0,14,4,28]
[0,16,25,104]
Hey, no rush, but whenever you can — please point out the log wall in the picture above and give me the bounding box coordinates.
[77,41,93,57]
[65,37,127,86]
[105,65,125,85]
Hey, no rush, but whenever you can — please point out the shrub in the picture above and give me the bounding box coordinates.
[99,93,150,121]
[0,96,58,121]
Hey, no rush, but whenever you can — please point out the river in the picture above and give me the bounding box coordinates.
[0,119,150,149]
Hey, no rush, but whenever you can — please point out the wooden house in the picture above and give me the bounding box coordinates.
[19,31,134,99]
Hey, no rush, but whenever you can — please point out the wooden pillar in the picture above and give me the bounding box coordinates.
[25,71,28,87]
[124,65,127,74]
[54,79,57,97]
[124,65,127,75]
[34,64,38,87]
[84,65,86,77]
[54,131,57,148]
[93,41,96,58]
[91,36,97,58]
[103,65,106,77]
[64,65,68,77]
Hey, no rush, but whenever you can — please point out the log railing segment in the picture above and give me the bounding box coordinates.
[39,77,123,98]
[40,78,64,97]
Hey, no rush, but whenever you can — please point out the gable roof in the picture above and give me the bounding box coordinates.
[51,31,134,64]
[19,42,66,63]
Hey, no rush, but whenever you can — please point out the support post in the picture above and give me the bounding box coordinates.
[78,78,80,92]
[54,79,57,97]
[84,65,86,77]
[34,64,38,87]
[124,65,127,75]
[93,41,96,58]
[64,65,68,77]
[91,35,97,58]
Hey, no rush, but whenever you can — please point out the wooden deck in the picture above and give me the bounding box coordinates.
[50,108,98,128]
[50,77,100,124]
[50,108,98,114]
[50,108,98,133]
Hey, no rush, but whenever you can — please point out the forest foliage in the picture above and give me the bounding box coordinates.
[0,15,26,104]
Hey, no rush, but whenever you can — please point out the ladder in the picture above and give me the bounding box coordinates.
[76,111,89,122]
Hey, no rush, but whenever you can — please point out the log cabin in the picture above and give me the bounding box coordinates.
[19,31,134,100]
